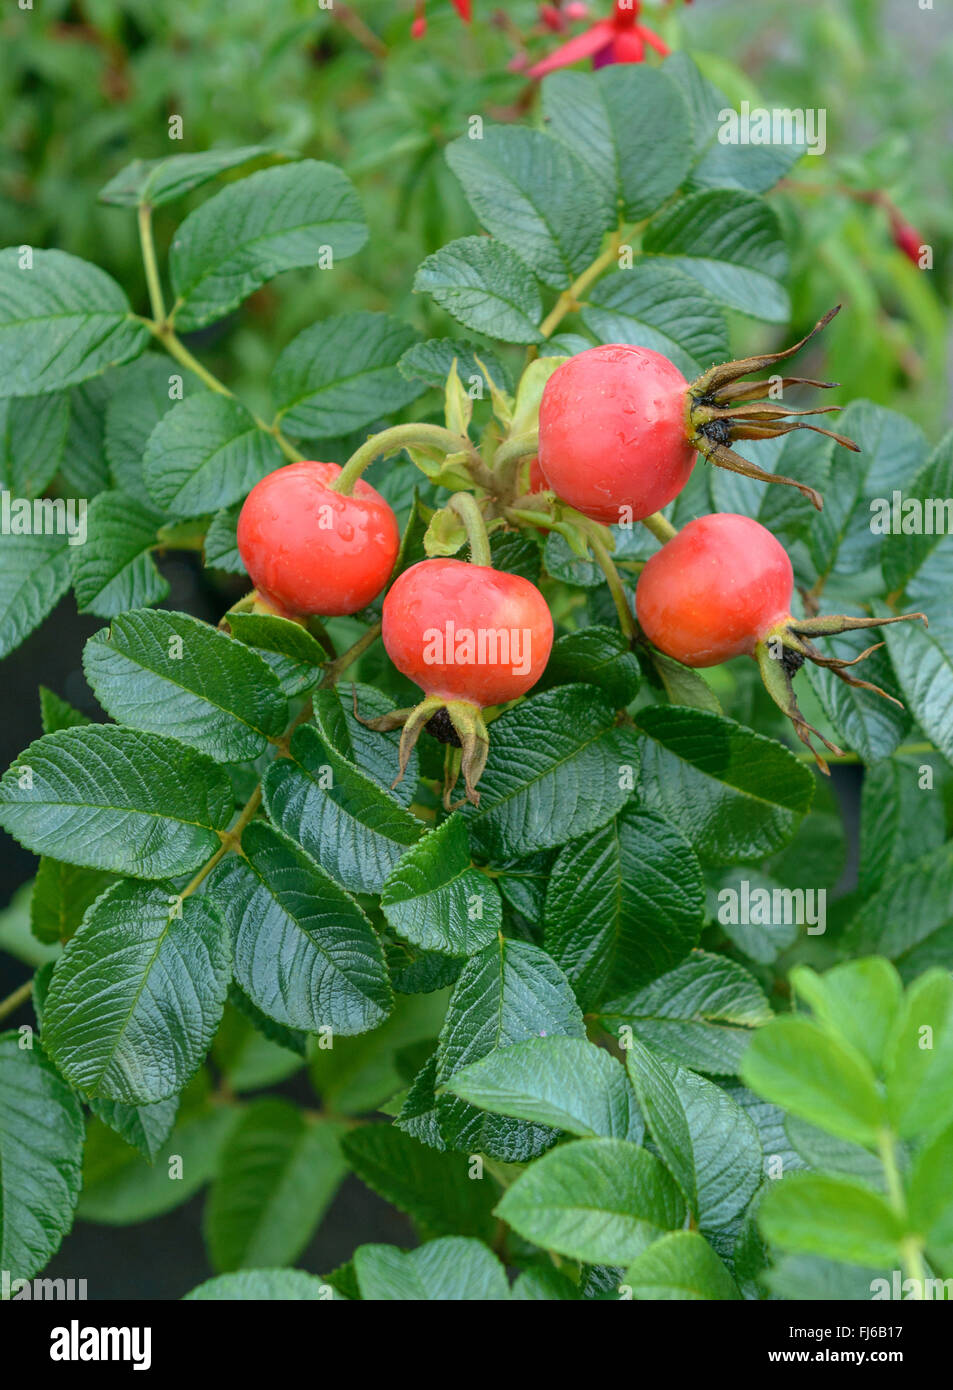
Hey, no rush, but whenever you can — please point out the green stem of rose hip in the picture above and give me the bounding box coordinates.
[493,431,539,475]
[447,492,493,567]
[333,423,484,496]
[538,222,636,339]
[0,977,33,1024]
[587,530,637,642]
[640,512,678,544]
[878,1129,927,1297]
[137,204,166,324]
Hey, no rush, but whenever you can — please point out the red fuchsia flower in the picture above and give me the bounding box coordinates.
[889,211,924,266]
[528,0,668,78]
[411,0,472,38]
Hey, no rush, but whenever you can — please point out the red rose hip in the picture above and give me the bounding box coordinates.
[383,558,554,707]
[538,344,694,524]
[636,514,793,667]
[236,460,399,617]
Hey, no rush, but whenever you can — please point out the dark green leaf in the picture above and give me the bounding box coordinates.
[208,820,392,1036]
[0,725,233,877]
[43,881,230,1103]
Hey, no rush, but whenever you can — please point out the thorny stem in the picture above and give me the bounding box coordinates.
[0,978,33,1024]
[447,492,493,567]
[640,511,678,544]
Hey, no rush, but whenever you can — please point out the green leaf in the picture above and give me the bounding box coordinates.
[859,760,947,898]
[626,1041,761,1232]
[708,430,833,548]
[0,248,148,396]
[104,356,192,510]
[0,725,233,877]
[582,263,728,380]
[758,1174,905,1266]
[0,531,72,660]
[511,1267,579,1301]
[87,1095,179,1164]
[0,1034,85,1281]
[78,1090,236,1224]
[445,1035,643,1142]
[0,393,69,497]
[597,951,773,1076]
[311,682,418,808]
[204,1099,347,1272]
[204,503,245,574]
[83,609,288,762]
[398,339,512,394]
[634,707,814,864]
[71,491,168,617]
[381,816,501,958]
[62,376,114,497]
[99,145,281,207]
[271,311,421,439]
[214,995,306,1087]
[30,857,117,944]
[784,1115,886,1189]
[807,400,928,580]
[341,1124,497,1241]
[224,612,323,699]
[879,613,953,768]
[542,65,694,221]
[263,723,422,894]
[142,393,283,518]
[309,992,448,1121]
[208,821,392,1036]
[544,806,703,1010]
[39,687,90,734]
[642,190,789,322]
[227,610,326,666]
[883,969,953,1140]
[463,686,641,859]
[496,1137,685,1266]
[542,626,641,707]
[184,1269,334,1301]
[666,54,805,194]
[354,1236,508,1301]
[435,938,586,1161]
[882,430,953,595]
[741,1014,887,1148]
[43,880,230,1103]
[445,126,611,291]
[908,1121,953,1248]
[843,844,953,969]
[622,1230,741,1301]
[414,237,543,344]
[791,959,903,1074]
[169,160,367,331]
[804,630,909,764]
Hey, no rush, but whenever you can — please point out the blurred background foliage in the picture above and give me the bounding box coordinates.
[2,0,950,431]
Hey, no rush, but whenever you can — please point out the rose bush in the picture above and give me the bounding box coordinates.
[0,30,951,1305]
